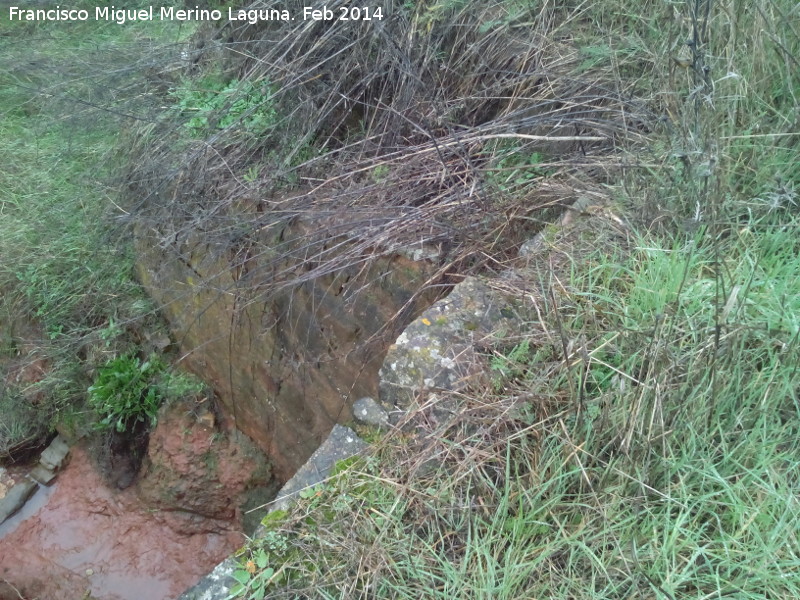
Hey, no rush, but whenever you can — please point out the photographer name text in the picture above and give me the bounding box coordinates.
[6,5,385,25]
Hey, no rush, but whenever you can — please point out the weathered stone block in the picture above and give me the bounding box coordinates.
[38,435,70,472]
[0,479,37,524]
[379,276,514,410]
[353,396,389,429]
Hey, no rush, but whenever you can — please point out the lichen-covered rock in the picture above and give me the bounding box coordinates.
[352,396,389,429]
[379,276,514,411]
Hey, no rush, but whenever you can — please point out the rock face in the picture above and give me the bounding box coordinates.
[136,400,272,523]
[134,215,441,480]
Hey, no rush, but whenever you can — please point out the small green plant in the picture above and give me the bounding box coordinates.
[242,165,260,183]
[98,317,123,347]
[486,141,552,193]
[88,354,164,432]
[490,338,531,377]
[158,368,207,400]
[490,338,542,389]
[228,512,293,600]
[228,546,277,600]
[370,163,390,182]
[172,75,277,138]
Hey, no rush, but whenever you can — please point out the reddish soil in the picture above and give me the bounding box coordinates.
[0,446,244,600]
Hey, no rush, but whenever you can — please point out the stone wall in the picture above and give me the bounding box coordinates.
[134,216,442,480]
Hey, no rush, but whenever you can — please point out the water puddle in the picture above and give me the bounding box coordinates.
[0,446,243,600]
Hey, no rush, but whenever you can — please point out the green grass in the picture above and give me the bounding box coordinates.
[0,14,186,338]
[234,217,800,598]
[0,10,193,438]
[229,0,800,598]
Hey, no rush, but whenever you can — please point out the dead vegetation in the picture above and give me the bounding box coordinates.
[125,0,649,302]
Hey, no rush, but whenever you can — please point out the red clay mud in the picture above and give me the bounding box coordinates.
[0,444,245,600]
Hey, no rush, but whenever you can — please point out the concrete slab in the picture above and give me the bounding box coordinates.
[0,479,37,524]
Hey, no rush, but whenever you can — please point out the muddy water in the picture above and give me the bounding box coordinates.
[0,447,243,600]
[0,479,56,540]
